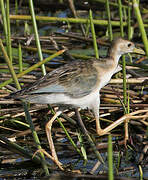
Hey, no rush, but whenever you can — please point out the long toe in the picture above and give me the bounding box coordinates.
[33,148,64,170]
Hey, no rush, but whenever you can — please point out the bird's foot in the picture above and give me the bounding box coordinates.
[33,148,64,170]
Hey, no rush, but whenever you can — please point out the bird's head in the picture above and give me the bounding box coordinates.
[111,38,145,56]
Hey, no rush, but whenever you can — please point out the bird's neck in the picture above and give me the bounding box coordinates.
[109,48,122,66]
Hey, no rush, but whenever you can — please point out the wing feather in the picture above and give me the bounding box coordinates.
[12,59,98,99]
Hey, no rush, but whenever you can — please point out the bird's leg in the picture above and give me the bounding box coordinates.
[75,108,89,136]
[45,110,63,170]
[92,95,104,135]
[94,104,148,138]
[93,96,129,136]
[95,112,128,136]
[75,108,104,164]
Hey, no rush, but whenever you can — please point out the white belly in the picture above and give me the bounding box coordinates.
[25,88,100,110]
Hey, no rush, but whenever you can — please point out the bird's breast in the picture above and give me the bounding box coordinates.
[97,69,116,90]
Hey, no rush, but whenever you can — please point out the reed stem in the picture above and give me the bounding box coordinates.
[29,0,46,75]
[89,10,99,59]
[132,0,148,56]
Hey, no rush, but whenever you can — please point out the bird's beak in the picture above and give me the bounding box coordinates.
[133,47,145,55]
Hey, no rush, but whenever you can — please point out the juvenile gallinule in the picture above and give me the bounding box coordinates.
[10,38,145,169]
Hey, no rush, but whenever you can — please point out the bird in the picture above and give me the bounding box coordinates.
[9,38,145,169]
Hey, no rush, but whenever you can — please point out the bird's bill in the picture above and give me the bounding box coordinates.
[133,47,145,55]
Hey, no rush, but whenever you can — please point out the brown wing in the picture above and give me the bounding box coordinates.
[11,59,98,98]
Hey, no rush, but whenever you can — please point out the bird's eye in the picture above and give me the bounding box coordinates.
[127,43,132,47]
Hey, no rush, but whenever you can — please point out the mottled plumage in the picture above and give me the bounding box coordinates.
[11,59,98,99]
